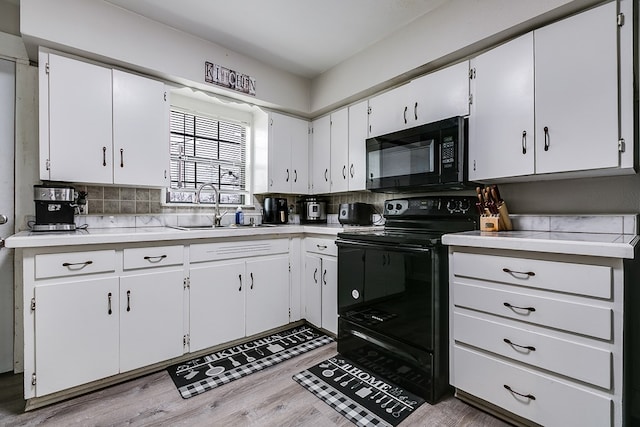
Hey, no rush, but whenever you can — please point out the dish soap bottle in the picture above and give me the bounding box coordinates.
[235,206,244,225]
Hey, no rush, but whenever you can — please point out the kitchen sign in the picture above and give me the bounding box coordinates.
[205,61,256,96]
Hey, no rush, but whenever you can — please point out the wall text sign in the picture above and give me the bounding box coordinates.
[205,61,256,96]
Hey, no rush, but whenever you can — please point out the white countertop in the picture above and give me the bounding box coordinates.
[442,230,639,259]
[4,224,375,249]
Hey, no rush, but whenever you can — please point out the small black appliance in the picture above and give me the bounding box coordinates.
[263,197,288,224]
[338,202,373,225]
[33,184,76,231]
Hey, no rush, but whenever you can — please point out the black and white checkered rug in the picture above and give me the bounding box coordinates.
[167,325,333,399]
[293,355,424,427]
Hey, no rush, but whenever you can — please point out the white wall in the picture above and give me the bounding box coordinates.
[20,0,311,116]
[310,0,603,114]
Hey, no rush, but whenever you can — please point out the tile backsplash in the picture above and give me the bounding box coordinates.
[74,184,398,217]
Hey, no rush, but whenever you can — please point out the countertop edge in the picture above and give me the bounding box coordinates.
[442,231,638,259]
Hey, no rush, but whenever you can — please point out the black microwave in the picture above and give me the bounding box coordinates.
[366,116,472,192]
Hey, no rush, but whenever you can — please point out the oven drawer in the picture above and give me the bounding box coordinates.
[452,252,612,299]
[453,346,611,427]
[453,311,611,389]
[453,282,611,340]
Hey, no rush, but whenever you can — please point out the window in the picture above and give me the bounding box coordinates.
[167,109,248,205]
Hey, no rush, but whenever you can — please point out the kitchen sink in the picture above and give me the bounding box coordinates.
[168,223,278,231]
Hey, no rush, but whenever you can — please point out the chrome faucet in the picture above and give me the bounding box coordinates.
[195,182,223,227]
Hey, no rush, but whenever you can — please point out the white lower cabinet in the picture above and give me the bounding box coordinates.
[448,248,623,426]
[188,239,291,353]
[31,246,185,397]
[34,277,120,396]
[304,237,337,335]
[119,270,184,373]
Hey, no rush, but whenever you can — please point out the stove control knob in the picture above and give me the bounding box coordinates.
[351,289,360,300]
[395,203,402,211]
[446,200,456,213]
[386,203,394,211]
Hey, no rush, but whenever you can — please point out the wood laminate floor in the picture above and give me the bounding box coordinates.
[0,343,511,426]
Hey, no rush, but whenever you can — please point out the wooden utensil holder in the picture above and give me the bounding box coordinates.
[480,202,513,232]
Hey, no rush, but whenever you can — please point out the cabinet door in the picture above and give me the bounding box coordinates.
[469,33,535,180]
[304,254,322,328]
[330,108,349,193]
[112,70,169,187]
[368,83,410,137]
[347,100,368,191]
[290,116,310,194]
[46,54,113,184]
[268,112,293,193]
[245,255,290,336]
[534,1,618,174]
[320,256,338,335]
[119,270,184,372]
[189,260,246,352]
[34,277,119,396]
[411,61,469,126]
[311,115,331,194]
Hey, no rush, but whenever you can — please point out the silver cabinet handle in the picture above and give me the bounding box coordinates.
[294,169,297,183]
[503,302,536,313]
[403,106,408,124]
[342,165,346,179]
[250,272,254,289]
[286,168,289,182]
[238,274,242,291]
[102,146,107,167]
[324,169,328,182]
[503,338,535,352]
[414,102,418,120]
[522,131,527,154]
[543,126,550,151]
[314,268,318,283]
[126,290,131,312]
[107,292,112,315]
[144,255,167,263]
[504,384,535,401]
[350,164,354,178]
[120,148,124,168]
[322,269,327,285]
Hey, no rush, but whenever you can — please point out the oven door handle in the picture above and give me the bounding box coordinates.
[336,239,433,254]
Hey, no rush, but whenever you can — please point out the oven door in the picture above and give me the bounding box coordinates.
[336,239,443,353]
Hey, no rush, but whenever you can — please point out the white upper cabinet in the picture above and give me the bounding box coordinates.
[469,33,535,181]
[469,1,630,182]
[534,1,618,174]
[40,51,170,187]
[265,111,309,194]
[347,100,368,192]
[368,61,469,137]
[112,70,169,187]
[311,115,331,194]
[329,107,349,193]
[42,52,113,184]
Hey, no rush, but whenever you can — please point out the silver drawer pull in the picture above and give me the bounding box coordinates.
[317,245,327,250]
[144,255,167,263]
[504,384,536,401]
[503,338,536,352]
[62,260,93,268]
[503,302,536,313]
[502,268,535,277]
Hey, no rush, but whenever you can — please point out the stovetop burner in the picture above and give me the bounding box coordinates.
[338,196,479,246]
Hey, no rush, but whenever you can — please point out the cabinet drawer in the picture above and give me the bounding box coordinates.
[452,252,612,299]
[305,237,337,257]
[453,282,611,340]
[35,250,117,279]
[190,239,289,263]
[453,311,611,388]
[123,245,183,270]
[453,346,611,427]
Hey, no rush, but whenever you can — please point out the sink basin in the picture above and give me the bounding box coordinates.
[168,223,278,231]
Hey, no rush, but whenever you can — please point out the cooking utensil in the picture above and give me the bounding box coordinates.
[356,386,372,398]
[393,406,407,418]
[322,366,340,377]
[341,377,354,387]
[205,364,225,376]
[381,397,394,408]
[183,370,199,380]
[387,402,401,413]
[241,350,255,363]
[334,372,349,382]
[229,356,241,367]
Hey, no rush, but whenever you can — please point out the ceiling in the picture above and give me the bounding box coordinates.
[104,0,448,79]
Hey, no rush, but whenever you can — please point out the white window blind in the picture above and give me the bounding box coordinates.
[167,109,247,205]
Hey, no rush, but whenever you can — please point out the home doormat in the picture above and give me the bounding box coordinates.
[293,355,424,427]
[167,324,333,399]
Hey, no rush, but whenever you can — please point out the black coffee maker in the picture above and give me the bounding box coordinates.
[262,197,288,224]
[33,184,77,231]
